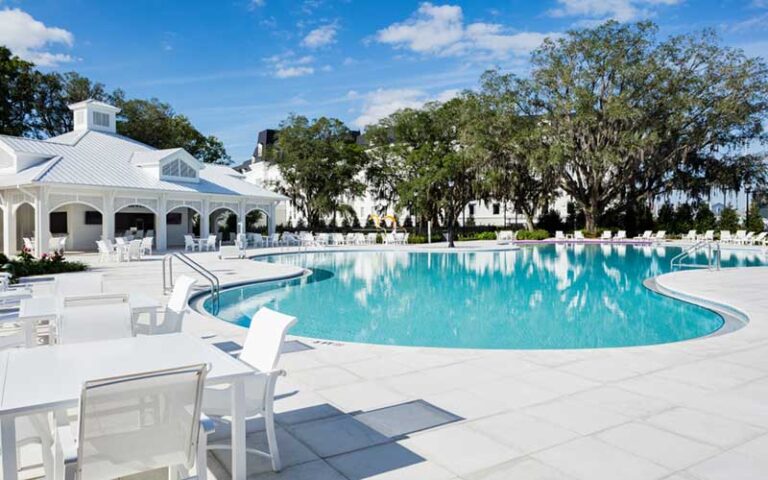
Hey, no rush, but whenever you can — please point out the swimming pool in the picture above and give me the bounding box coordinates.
[203,244,767,349]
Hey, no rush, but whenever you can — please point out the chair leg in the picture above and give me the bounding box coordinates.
[265,408,281,471]
[196,423,208,480]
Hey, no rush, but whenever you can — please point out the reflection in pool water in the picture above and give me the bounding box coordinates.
[204,245,767,349]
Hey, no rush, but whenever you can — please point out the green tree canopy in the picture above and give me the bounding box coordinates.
[270,115,367,228]
[532,21,768,230]
[0,46,36,137]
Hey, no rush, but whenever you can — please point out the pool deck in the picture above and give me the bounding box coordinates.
[61,244,768,479]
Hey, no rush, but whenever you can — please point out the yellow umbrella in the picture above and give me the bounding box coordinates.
[384,214,398,232]
[368,213,381,229]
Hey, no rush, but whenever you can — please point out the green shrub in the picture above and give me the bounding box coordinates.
[718,206,740,232]
[745,203,765,232]
[407,234,429,244]
[2,249,88,282]
[457,231,497,241]
[580,229,606,239]
[516,229,549,240]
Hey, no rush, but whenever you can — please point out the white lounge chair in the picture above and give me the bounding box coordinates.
[750,231,767,245]
[653,230,666,242]
[740,232,755,245]
[366,233,377,245]
[634,230,652,240]
[614,230,627,241]
[600,231,612,240]
[574,231,585,240]
[555,231,565,241]
[53,364,211,480]
[204,308,297,472]
[701,230,715,241]
[733,230,747,244]
[720,230,732,243]
[684,230,697,241]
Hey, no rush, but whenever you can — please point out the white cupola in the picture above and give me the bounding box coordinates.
[68,99,121,133]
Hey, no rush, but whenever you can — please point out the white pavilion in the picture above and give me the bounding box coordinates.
[0,100,285,256]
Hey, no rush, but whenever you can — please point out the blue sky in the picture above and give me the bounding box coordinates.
[1,0,767,161]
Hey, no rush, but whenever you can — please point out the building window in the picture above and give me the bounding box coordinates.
[492,203,500,215]
[50,212,67,234]
[93,111,110,128]
[468,204,475,216]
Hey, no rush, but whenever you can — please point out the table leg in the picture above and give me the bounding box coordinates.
[230,380,246,480]
[1,415,18,480]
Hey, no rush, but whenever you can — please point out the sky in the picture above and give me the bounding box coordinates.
[1,0,767,162]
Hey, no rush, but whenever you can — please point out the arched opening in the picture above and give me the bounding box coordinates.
[166,205,200,248]
[209,208,237,243]
[245,208,269,234]
[114,204,156,240]
[15,202,35,253]
[48,202,104,251]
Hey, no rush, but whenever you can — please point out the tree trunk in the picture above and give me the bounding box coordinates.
[525,214,535,231]
[584,209,596,232]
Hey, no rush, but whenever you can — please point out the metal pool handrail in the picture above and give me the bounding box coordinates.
[162,252,220,313]
[671,240,721,271]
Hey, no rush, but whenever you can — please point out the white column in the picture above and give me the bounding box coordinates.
[238,201,246,235]
[102,192,114,240]
[157,195,168,251]
[34,188,49,256]
[267,203,277,235]
[200,199,210,237]
[2,203,14,257]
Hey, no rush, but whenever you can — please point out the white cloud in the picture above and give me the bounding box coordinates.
[548,0,683,22]
[375,2,557,60]
[354,87,460,128]
[0,8,74,66]
[265,51,316,78]
[275,66,314,78]
[302,23,338,48]
[249,0,265,8]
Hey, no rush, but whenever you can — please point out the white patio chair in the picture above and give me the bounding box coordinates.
[366,233,377,245]
[54,364,211,480]
[126,239,142,261]
[740,232,755,245]
[684,230,697,241]
[250,233,265,248]
[145,229,155,238]
[403,232,410,244]
[634,230,652,240]
[95,240,114,263]
[135,229,145,239]
[152,275,196,335]
[140,236,153,257]
[269,233,281,247]
[22,237,35,255]
[236,233,248,250]
[0,310,28,350]
[54,272,103,297]
[574,231,585,240]
[114,237,127,247]
[315,233,329,246]
[204,307,297,472]
[56,300,133,344]
[203,235,217,251]
[384,233,396,244]
[720,230,732,243]
[184,234,198,252]
[600,231,612,240]
[331,233,345,245]
[733,230,747,244]
[555,231,565,240]
[614,230,626,241]
[653,230,666,242]
[701,230,715,241]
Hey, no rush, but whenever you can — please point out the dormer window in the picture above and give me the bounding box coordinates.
[161,158,198,181]
[93,111,111,128]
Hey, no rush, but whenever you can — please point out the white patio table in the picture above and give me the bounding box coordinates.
[18,293,163,345]
[0,333,252,480]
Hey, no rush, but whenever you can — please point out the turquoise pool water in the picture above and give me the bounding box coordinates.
[204,245,767,349]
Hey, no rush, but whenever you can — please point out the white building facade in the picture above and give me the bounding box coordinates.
[0,100,285,256]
